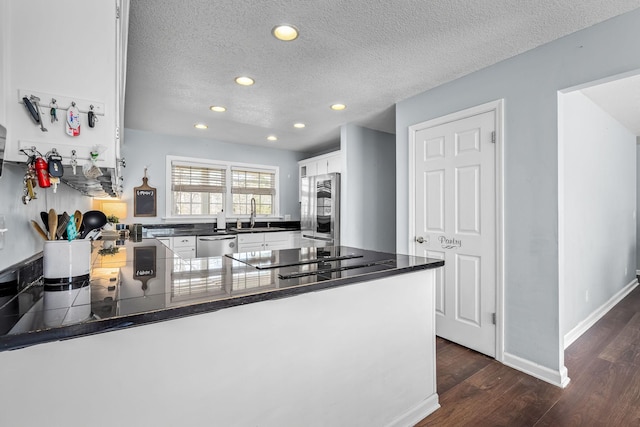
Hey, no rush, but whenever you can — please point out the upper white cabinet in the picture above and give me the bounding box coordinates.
[0,2,6,127]
[299,150,341,178]
[2,0,128,171]
[298,150,341,201]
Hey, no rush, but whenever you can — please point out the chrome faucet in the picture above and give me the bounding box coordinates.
[250,197,256,228]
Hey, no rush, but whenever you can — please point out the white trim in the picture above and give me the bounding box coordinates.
[503,352,571,388]
[165,155,280,219]
[564,277,639,349]
[636,269,640,276]
[557,91,568,384]
[384,394,440,427]
[407,99,505,362]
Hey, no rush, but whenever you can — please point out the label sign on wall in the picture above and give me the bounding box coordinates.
[134,174,157,217]
[439,236,462,249]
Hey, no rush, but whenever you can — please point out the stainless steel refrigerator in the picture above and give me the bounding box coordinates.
[300,173,340,247]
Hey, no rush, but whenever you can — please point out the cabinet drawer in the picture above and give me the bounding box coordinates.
[172,236,196,248]
[174,247,196,259]
[237,234,264,244]
[264,231,294,243]
[237,243,264,253]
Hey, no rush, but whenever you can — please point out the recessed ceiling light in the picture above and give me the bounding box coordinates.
[330,103,346,111]
[210,105,226,112]
[293,123,305,128]
[235,76,255,86]
[267,135,278,141]
[272,24,299,41]
[194,123,208,129]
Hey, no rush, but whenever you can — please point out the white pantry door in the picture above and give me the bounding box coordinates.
[413,110,496,357]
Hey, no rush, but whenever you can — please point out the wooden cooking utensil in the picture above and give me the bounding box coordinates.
[30,220,48,240]
[48,208,57,240]
[74,210,83,233]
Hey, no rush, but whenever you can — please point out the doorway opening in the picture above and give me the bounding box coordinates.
[558,70,640,352]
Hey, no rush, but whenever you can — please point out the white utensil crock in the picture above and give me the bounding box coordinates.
[43,240,91,326]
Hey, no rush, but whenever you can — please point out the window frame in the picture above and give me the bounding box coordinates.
[165,155,280,220]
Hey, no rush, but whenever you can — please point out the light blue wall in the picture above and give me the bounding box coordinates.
[396,9,640,373]
[120,129,306,224]
[340,124,396,252]
[561,90,636,337]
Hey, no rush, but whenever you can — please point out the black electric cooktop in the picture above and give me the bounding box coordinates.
[226,246,398,279]
[225,246,362,269]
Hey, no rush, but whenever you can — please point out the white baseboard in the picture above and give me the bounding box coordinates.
[386,393,440,427]
[564,278,639,349]
[503,352,570,388]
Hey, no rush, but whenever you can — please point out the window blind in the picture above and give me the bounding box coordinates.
[171,163,226,193]
[231,168,276,196]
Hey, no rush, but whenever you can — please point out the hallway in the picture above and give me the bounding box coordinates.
[418,286,640,426]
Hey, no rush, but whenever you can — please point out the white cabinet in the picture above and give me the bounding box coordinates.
[157,236,196,258]
[299,150,341,200]
[171,236,196,258]
[299,150,341,178]
[266,231,297,250]
[157,238,171,248]
[292,231,303,248]
[2,0,127,173]
[0,2,5,126]
[237,231,297,253]
[158,236,196,258]
[237,233,265,253]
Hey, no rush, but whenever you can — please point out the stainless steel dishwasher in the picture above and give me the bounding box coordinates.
[196,235,238,257]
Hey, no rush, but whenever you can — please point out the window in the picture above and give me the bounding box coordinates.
[171,162,226,216]
[231,168,276,216]
[167,156,278,218]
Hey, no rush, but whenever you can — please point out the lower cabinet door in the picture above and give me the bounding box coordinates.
[174,247,196,259]
[237,242,264,253]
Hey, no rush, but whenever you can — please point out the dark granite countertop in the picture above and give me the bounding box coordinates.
[142,221,301,238]
[0,239,443,352]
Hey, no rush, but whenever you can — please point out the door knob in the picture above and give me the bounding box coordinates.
[416,236,425,244]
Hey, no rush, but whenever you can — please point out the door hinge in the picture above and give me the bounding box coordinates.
[491,131,496,144]
[115,127,120,140]
[116,5,121,19]
[491,312,496,325]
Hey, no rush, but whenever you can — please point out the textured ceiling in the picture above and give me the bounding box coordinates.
[124,0,640,153]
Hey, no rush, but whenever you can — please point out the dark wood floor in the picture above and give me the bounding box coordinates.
[417,286,640,426]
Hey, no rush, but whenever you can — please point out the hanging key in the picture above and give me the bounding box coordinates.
[50,98,59,123]
[70,150,78,175]
[50,177,60,193]
[47,149,64,178]
[88,105,98,128]
[22,174,30,205]
[22,170,36,204]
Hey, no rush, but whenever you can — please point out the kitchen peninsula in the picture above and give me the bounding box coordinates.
[0,239,443,427]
